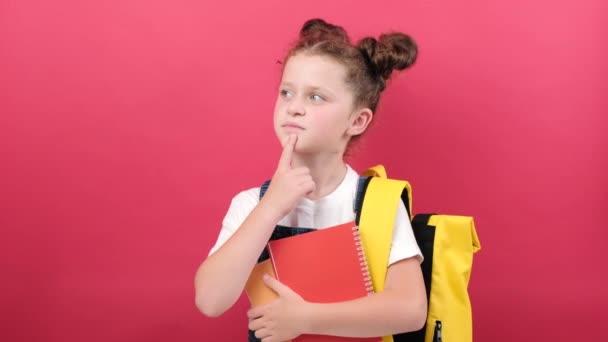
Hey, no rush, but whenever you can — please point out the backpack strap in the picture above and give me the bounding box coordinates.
[360,165,413,220]
[362,164,387,178]
[355,165,412,296]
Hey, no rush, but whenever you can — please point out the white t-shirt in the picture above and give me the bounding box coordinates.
[208,164,423,265]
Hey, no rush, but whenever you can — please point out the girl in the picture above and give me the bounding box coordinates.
[195,18,427,342]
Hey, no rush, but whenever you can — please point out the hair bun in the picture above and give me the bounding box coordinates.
[358,33,417,82]
[300,18,350,44]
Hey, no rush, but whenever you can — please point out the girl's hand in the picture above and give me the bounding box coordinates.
[247,275,311,341]
[261,134,316,217]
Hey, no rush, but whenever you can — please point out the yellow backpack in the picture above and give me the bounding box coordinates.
[355,165,481,342]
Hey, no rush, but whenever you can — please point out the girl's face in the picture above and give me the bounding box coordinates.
[273,53,363,155]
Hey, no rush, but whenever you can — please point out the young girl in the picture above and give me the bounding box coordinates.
[195,18,427,342]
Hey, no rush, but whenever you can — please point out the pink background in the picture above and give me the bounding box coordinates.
[1,0,607,341]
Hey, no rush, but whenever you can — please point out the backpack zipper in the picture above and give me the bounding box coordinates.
[433,320,442,342]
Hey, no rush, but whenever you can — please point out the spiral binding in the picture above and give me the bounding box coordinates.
[352,225,375,296]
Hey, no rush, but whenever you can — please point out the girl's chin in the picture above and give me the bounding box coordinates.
[278,134,302,145]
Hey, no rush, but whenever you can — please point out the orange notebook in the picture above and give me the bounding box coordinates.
[245,259,279,306]
[245,260,293,342]
[267,221,380,342]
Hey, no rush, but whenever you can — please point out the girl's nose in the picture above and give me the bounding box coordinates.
[286,97,305,116]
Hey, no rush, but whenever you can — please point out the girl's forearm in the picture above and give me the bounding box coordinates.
[303,288,427,338]
[194,199,282,317]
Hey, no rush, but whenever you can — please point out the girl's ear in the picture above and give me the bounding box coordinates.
[347,108,374,137]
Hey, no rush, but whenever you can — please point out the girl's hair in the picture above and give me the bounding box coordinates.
[283,18,418,113]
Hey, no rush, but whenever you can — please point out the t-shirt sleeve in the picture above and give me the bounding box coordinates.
[207,188,260,256]
[388,200,424,265]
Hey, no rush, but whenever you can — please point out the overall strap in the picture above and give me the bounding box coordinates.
[354,176,372,225]
[259,180,271,200]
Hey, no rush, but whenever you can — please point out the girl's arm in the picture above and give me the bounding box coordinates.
[194,198,283,317]
[304,256,427,336]
[249,256,426,338]
[194,135,315,317]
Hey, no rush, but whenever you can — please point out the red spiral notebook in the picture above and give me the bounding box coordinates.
[266,221,380,342]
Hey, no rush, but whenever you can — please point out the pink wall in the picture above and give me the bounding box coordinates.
[1,0,606,341]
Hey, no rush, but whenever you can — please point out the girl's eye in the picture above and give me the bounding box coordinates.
[310,94,324,102]
[280,89,293,98]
